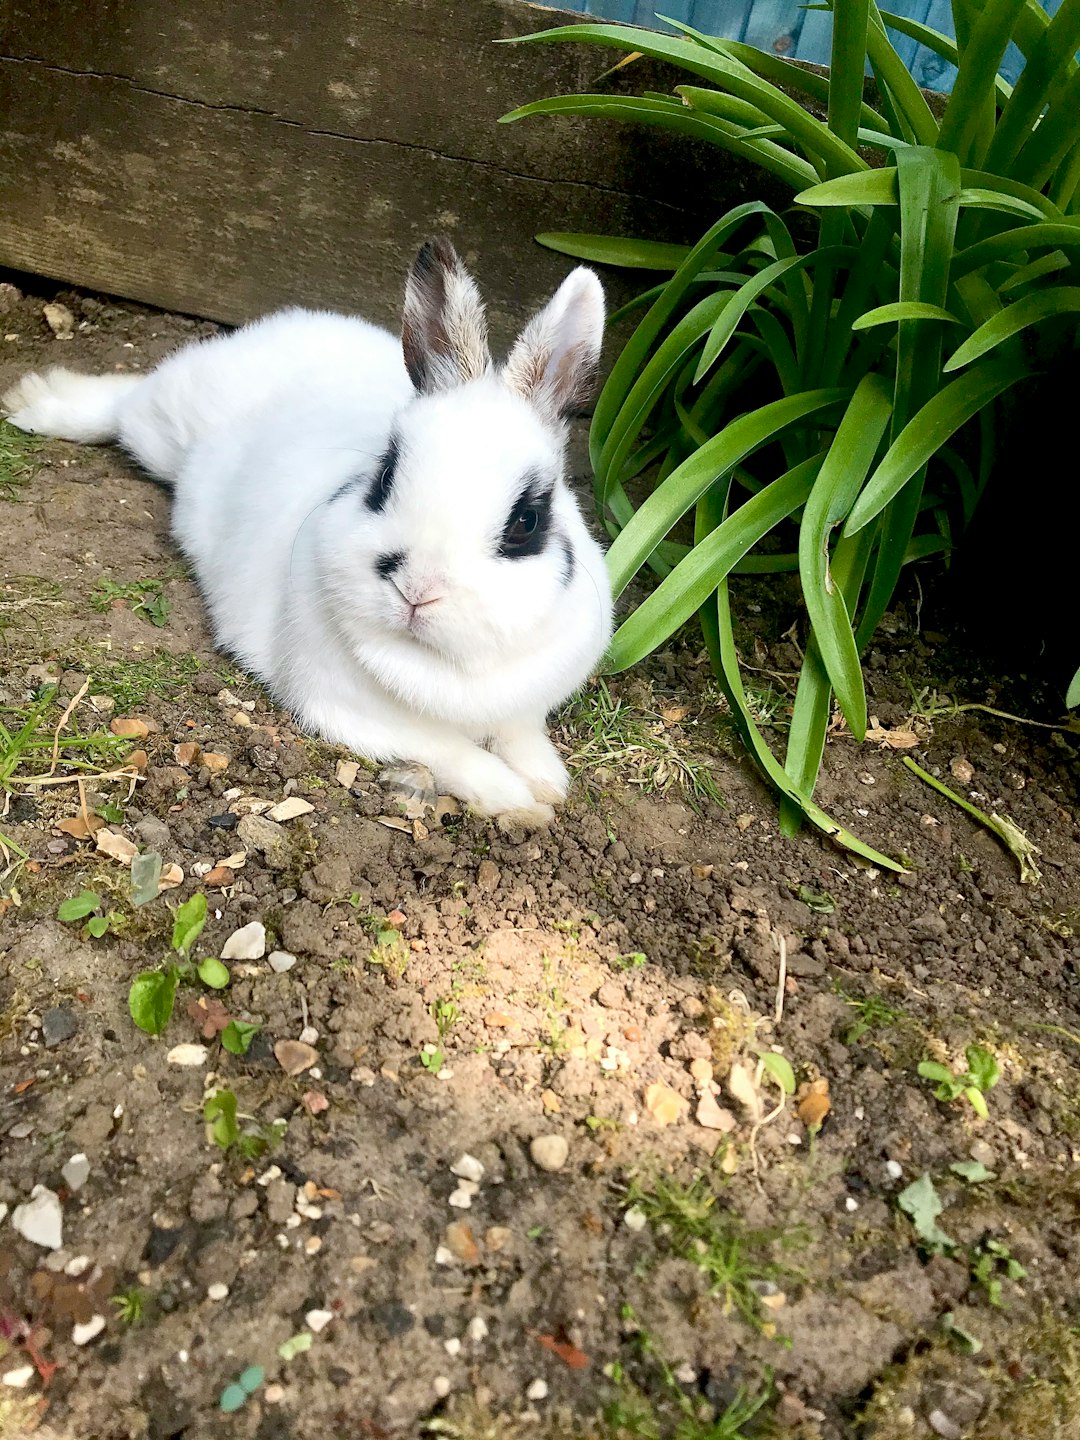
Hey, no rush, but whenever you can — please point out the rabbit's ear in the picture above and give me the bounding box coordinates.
[402,237,492,394]
[503,268,605,423]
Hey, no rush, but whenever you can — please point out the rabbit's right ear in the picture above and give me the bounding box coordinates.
[402,237,492,394]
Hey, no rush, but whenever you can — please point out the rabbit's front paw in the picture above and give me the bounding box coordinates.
[444,746,554,827]
[491,727,569,806]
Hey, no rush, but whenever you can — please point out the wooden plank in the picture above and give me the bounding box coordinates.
[0,0,742,332]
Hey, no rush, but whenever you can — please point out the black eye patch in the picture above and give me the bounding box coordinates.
[499,481,553,559]
[366,436,399,513]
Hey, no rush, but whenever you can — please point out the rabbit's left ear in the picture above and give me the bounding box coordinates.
[503,268,605,423]
[402,237,492,394]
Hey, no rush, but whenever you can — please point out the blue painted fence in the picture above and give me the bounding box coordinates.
[559,1,1063,92]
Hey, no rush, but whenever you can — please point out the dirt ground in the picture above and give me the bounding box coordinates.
[0,281,1078,1440]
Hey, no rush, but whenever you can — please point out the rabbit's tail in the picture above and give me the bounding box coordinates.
[2,368,143,446]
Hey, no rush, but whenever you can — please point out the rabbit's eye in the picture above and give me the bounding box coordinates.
[507,508,539,545]
[366,437,399,513]
[500,487,552,559]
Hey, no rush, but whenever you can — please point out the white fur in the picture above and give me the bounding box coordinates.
[1,253,612,825]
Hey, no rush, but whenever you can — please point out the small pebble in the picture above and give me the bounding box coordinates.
[264,1384,285,1405]
[444,1337,461,1357]
[11,1185,63,1249]
[885,1160,903,1182]
[64,1255,91,1277]
[433,1376,451,1399]
[529,1135,569,1172]
[623,1206,648,1233]
[450,1154,484,1184]
[434,1246,455,1266]
[61,1153,90,1193]
[207,1283,229,1301]
[845,1197,859,1213]
[526,1379,549,1401]
[466,1316,488,1343]
[448,1187,473,1210]
[221,921,266,961]
[299,1025,319,1046]
[305,1308,333,1333]
[42,1006,78,1048]
[167,1043,208,1067]
[2,1363,35,1388]
[72,1314,106,1346]
[928,1411,964,1440]
[268,950,297,973]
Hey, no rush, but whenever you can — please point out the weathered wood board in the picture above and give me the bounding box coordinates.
[0,0,746,337]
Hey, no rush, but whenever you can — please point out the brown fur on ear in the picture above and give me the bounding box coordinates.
[401,237,491,394]
[503,267,605,423]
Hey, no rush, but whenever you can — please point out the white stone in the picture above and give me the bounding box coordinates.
[64,1255,92,1277]
[450,1154,484,1184]
[72,1314,106,1346]
[305,1308,333,1333]
[167,1043,208,1067]
[526,1379,549,1401]
[62,1153,90,1193]
[2,1363,35,1388]
[12,1185,63,1249]
[433,1376,451,1399]
[623,1206,648,1233]
[221,920,266,960]
[444,1337,461,1357]
[529,1135,569,1172]
[466,1316,488,1343]
[207,1282,229,1301]
[885,1160,903,1182]
[448,1187,473,1210]
[434,1246,455,1266]
[268,950,297,973]
[264,1384,285,1405]
[299,1025,319,1046]
[268,796,315,822]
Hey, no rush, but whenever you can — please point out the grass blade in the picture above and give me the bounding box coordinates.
[902,756,1042,882]
[853,301,963,329]
[607,456,823,669]
[798,375,893,738]
[535,234,690,270]
[938,0,1028,166]
[944,285,1080,368]
[606,389,845,597]
[844,361,1025,536]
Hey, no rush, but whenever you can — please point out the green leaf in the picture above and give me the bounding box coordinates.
[130,849,162,908]
[198,957,230,990]
[798,374,893,739]
[759,1052,796,1095]
[535,233,690,270]
[897,1173,956,1253]
[944,286,1080,370]
[852,302,963,329]
[606,389,844,599]
[171,892,208,958]
[844,361,1024,537]
[965,1086,990,1119]
[86,914,110,938]
[278,1332,314,1362]
[58,890,101,922]
[606,455,822,669]
[797,168,899,207]
[937,0,1029,166]
[1067,664,1080,708]
[221,1020,260,1056]
[917,1060,957,1085]
[204,1089,239,1149]
[128,968,179,1036]
[950,1160,996,1183]
[965,1044,1000,1092]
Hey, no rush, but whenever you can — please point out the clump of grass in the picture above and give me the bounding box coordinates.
[0,425,41,499]
[94,651,205,709]
[560,678,724,806]
[91,577,170,628]
[623,1173,791,1333]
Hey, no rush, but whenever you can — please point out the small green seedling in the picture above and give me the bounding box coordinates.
[92,577,170,628]
[970,1237,1027,1308]
[204,1088,285,1158]
[796,885,835,915]
[197,957,230,990]
[612,951,647,971]
[110,1287,148,1327]
[219,1365,264,1413]
[897,1174,956,1254]
[57,891,124,939]
[758,1052,796,1096]
[128,893,229,1034]
[221,1020,260,1056]
[419,1043,444,1075]
[918,1045,1000,1118]
[172,893,208,958]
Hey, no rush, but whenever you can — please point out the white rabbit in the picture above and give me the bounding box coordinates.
[3,240,612,826]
